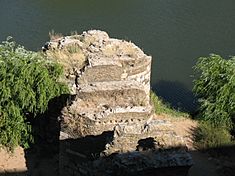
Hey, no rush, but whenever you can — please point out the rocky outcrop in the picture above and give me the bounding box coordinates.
[44,30,193,176]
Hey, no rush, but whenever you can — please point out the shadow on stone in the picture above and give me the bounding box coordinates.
[23,94,76,176]
[136,137,156,151]
[63,131,114,161]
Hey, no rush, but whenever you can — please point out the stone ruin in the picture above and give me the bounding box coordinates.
[44,30,193,176]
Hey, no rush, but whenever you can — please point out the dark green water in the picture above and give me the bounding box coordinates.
[1,0,235,111]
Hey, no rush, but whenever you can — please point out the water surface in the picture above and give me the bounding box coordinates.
[1,0,235,111]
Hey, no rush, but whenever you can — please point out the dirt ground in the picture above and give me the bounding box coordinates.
[0,147,26,173]
[0,115,230,176]
[155,115,219,176]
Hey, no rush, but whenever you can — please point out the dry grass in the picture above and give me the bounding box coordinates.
[102,41,140,58]
[117,42,140,57]
[70,31,82,40]
[49,30,63,40]
[46,44,86,75]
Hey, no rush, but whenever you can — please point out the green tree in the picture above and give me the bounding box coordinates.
[193,54,235,129]
[0,38,68,150]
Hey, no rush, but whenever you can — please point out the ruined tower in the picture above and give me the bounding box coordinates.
[45,30,192,176]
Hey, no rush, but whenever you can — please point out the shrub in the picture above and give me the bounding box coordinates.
[0,38,68,150]
[193,54,235,129]
[193,121,233,150]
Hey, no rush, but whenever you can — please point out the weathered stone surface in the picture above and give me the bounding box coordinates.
[44,30,192,176]
[92,149,193,176]
[61,105,153,137]
[102,119,187,156]
[77,80,149,107]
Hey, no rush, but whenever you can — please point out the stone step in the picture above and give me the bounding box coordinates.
[77,105,153,121]
[78,56,151,84]
[77,80,150,108]
[104,119,186,155]
[61,105,154,137]
[126,57,151,76]
[78,64,123,84]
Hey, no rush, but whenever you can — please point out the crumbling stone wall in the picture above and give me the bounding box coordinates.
[44,30,192,176]
[51,30,153,138]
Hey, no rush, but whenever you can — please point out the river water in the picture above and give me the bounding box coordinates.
[1,0,235,112]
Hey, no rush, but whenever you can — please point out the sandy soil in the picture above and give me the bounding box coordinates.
[155,115,197,150]
[0,147,27,174]
[155,114,219,176]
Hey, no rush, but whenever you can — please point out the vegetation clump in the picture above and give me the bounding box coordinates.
[193,121,233,149]
[193,54,235,149]
[193,54,235,129]
[46,44,86,77]
[150,90,189,118]
[0,38,68,150]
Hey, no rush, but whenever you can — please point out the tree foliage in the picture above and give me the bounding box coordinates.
[193,54,235,129]
[0,38,68,150]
